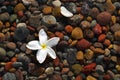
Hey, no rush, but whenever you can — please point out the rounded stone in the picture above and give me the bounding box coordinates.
[95,65,104,72]
[52,0,61,7]
[72,64,82,75]
[97,12,111,25]
[81,21,91,29]
[14,26,29,41]
[6,51,15,58]
[0,12,10,21]
[71,27,83,39]
[76,51,84,60]
[12,62,23,68]
[0,47,6,60]
[110,23,120,32]
[45,67,54,75]
[42,15,57,27]
[77,39,91,50]
[6,42,16,50]
[14,3,25,12]
[114,30,120,41]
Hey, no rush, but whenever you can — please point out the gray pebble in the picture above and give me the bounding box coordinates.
[28,14,42,28]
[6,51,15,58]
[14,26,29,41]
[9,14,17,22]
[65,2,76,13]
[12,62,23,68]
[2,72,16,80]
[95,65,104,72]
[42,15,57,27]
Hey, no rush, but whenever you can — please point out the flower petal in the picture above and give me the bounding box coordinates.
[47,37,60,47]
[47,47,56,59]
[26,40,41,50]
[39,29,47,44]
[36,49,47,63]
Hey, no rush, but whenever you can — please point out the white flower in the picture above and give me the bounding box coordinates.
[26,29,60,63]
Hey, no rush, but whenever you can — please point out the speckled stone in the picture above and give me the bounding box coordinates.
[0,12,10,21]
[72,64,82,75]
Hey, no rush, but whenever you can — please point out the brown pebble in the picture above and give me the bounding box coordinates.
[71,27,83,39]
[6,42,16,50]
[61,68,69,74]
[76,51,84,60]
[97,12,111,25]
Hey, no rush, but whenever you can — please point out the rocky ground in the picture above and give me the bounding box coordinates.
[0,0,120,80]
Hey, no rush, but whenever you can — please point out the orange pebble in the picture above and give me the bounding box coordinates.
[55,31,64,39]
[5,62,13,71]
[65,25,73,33]
[103,39,111,46]
[11,57,17,62]
[98,34,106,42]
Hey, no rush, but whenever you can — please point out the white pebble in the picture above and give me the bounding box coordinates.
[60,6,73,17]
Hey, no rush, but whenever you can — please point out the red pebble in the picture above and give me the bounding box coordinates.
[98,34,106,42]
[82,63,96,73]
[53,57,60,66]
[77,39,91,50]
[17,10,24,17]
[5,62,13,71]
[93,24,102,35]
[103,74,112,80]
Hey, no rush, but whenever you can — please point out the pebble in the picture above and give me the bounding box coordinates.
[52,0,61,7]
[6,51,15,58]
[45,67,54,75]
[89,7,100,18]
[42,6,52,14]
[28,14,41,28]
[86,75,97,80]
[85,49,94,60]
[42,15,57,27]
[0,47,6,60]
[94,42,104,48]
[97,12,111,25]
[12,62,23,68]
[64,2,77,13]
[76,51,84,60]
[95,65,104,72]
[72,64,82,75]
[14,26,29,41]
[60,6,73,17]
[93,24,102,35]
[114,30,120,41]
[2,72,16,80]
[61,68,69,74]
[110,23,120,32]
[0,12,10,21]
[14,3,25,12]
[9,14,17,22]
[81,21,91,29]
[66,48,77,64]
[71,27,83,39]
[77,39,91,50]
[6,42,16,50]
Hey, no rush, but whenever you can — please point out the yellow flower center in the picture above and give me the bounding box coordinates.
[41,44,47,49]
